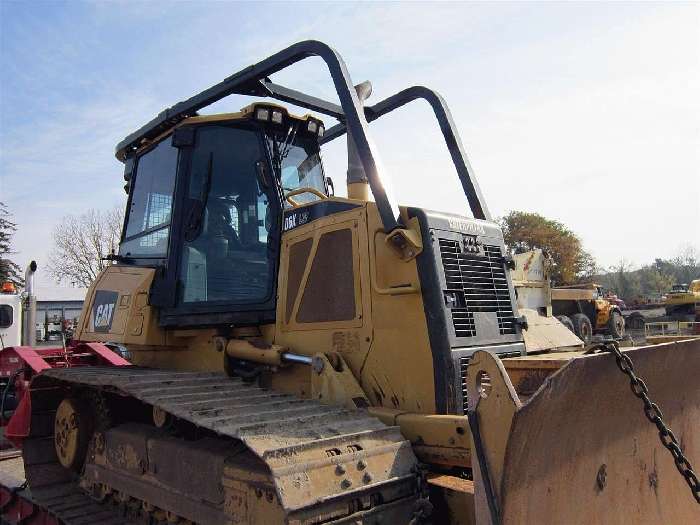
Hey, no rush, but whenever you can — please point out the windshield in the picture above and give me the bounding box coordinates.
[266,131,326,207]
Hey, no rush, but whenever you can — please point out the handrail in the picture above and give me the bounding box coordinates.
[644,321,700,336]
[284,187,328,208]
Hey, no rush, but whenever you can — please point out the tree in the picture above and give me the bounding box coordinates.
[638,267,675,296]
[670,245,700,284]
[500,211,596,285]
[593,246,699,302]
[609,258,642,300]
[0,202,24,287]
[48,207,124,287]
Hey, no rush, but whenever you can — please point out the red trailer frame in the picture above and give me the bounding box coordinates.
[0,342,129,523]
[1,342,129,446]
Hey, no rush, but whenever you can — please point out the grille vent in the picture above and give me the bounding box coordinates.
[439,239,517,338]
[460,357,470,414]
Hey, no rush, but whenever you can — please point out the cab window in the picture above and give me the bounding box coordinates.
[120,139,179,258]
[0,305,12,328]
[267,136,326,208]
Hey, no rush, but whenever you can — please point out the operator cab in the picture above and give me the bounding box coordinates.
[0,282,22,348]
[118,104,327,325]
[670,284,689,294]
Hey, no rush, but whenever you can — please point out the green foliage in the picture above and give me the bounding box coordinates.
[497,210,696,301]
[604,259,642,301]
[638,267,675,295]
[499,211,596,285]
[0,202,23,287]
[596,247,699,302]
[665,246,699,284]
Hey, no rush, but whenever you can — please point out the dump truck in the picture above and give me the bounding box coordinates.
[551,283,625,343]
[1,40,698,525]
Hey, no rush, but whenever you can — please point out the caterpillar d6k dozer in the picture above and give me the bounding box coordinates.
[8,41,699,525]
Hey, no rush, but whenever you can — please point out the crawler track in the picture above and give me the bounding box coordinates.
[24,367,422,524]
[2,452,138,525]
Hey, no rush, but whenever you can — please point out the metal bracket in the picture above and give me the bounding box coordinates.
[311,353,370,410]
[386,228,423,261]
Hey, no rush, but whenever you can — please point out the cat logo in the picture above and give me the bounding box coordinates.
[92,290,119,333]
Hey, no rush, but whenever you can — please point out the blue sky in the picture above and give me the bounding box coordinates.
[1,1,698,288]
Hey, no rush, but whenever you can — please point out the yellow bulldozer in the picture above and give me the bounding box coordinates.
[10,41,699,524]
[665,280,700,318]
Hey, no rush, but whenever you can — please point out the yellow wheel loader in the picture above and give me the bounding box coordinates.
[11,41,699,524]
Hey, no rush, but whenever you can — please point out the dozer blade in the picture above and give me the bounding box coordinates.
[468,339,700,525]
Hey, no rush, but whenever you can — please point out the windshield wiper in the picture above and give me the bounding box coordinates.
[268,123,300,178]
[184,152,213,242]
[101,251,133,264]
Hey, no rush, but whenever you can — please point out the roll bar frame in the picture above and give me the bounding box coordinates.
[320,86,491,221]
[115,40,489,230]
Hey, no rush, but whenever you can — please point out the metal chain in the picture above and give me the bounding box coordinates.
[601,341,700,504]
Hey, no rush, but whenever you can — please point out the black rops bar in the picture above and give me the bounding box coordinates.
[260,80,345,120]
[320,86,491,222]
[115,40,401,233]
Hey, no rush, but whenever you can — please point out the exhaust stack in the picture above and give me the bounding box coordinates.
[22,260,37,347]
[347,81,373,201]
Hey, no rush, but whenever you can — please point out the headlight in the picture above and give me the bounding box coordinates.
[255,108,270,121]
[271,110,283,124]
[318,125,324,137]
[307,120,318,133]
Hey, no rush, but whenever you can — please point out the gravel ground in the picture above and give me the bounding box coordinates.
[0,454,25,487]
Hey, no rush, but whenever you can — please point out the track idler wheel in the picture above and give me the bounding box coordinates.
[54,398,93,471]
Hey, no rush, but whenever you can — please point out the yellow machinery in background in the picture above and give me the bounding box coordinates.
[15,41,699,524]
[665,279,700,318]
[551,283,626,344]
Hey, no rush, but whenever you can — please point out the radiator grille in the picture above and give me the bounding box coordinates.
[439,239,517,337]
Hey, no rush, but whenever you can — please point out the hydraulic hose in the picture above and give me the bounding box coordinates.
[0,367,27,425]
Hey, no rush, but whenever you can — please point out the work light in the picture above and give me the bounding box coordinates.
[255,108,270,121]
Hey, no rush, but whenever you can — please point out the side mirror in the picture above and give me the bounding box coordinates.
[326,177,335,197]
[123,157,134,194]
